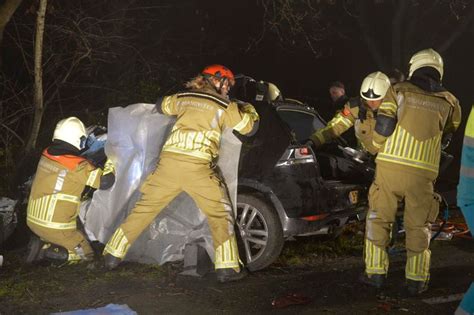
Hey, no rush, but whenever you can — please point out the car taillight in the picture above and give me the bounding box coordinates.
[299,147,310,155]
[294,146,313,160]
[276,146,315,167]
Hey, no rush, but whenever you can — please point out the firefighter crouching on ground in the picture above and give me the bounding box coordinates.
[308,71,391,154]
[26,117,115,264]
[361,48,462,295]
[103,64,259,283]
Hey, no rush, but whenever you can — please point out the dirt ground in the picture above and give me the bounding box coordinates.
[0,225,473,315]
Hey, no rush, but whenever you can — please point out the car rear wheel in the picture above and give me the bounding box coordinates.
[235,194,284,271]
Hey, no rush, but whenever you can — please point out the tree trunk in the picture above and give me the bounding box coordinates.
[391,0,408,71]
[357,1,388,72]
[0,0,22,65]
[24,0,47,153]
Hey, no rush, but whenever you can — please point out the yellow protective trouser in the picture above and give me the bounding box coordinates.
[27,222,93,262]
[364,164,439,282]
[104,153,240,270]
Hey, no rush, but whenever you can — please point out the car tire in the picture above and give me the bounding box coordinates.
[235,194,284,271]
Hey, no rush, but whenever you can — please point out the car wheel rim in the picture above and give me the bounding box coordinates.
[236,202,269,264]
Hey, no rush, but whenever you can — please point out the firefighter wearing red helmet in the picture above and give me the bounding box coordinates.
[103,65,259,283]
[202,64,235,85]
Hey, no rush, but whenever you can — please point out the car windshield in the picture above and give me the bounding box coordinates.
[276,108,326,142]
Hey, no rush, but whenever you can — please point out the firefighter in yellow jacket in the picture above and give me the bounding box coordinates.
[26,117,114,264]
[309,72,391,154]
[103,65,259,283]
[361,49,462,295]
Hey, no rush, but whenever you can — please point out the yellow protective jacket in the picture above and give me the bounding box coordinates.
[157,88,259,162]
[27,150,101,230]
[372,81,461,180]
[310,98,378,153]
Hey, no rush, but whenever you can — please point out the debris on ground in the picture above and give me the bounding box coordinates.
[51,303,137,315]
[422,293,465,305]
[431,221,471,241]
[0,197,17,228]
[0,197,18,249]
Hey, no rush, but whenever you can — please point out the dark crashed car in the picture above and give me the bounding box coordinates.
[230,78,373,271]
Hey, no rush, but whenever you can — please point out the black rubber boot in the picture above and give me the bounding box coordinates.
[25,235,46,264]
[44,245,69,262]
[104,254,122,270]
[406,279,428,296]
[359,273,385,289]
[216,268,248,283]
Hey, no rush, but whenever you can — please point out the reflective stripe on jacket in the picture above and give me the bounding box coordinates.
[158,88,259,162]
[27,150,100,230]
[310,98,378,153]
[374,82,461,179]
[27,193,80,229]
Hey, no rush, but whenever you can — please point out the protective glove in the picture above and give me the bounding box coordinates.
[238,102,259,122]
[441,133,452,150]
[81,186,96,200]
[304,137,322,149]
[99,159,116,190]
[82,147,107,168]
[99,173,115,190]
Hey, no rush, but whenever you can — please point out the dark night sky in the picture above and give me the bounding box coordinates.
[2,0,473,182]
[191,0,473,181]
[189,1,472,110]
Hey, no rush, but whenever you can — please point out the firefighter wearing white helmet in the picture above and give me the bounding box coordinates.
[26,116,108,265]
[408,48,444,80]
[53,117,87,149]
[361,48,462,295]
[309,71,391,154]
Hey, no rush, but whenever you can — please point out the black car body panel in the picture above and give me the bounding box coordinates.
[233,79,369,238]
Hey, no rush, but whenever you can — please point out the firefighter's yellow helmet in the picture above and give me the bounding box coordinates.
[360,71,391,101]
[52,116,87,150]
[408,48,444,80]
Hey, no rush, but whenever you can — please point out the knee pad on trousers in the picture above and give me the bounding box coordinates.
[365,218,392,248]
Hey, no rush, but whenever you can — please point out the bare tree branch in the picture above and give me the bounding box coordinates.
[1,122,24,144]
[437,1,474,53]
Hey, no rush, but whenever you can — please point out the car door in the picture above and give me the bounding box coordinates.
[274,104,325,142]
